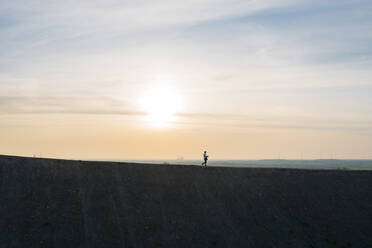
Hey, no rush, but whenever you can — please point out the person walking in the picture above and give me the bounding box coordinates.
[202,151,208,167]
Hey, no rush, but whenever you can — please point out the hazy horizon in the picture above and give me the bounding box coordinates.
[2,154,372,163]
[1,1,372,159]
[2,154,372,171]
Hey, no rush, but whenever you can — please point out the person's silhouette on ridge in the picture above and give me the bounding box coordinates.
[202,151,208,167]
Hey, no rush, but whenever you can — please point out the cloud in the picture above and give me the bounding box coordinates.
[0,96,144,116]
[0,0,371,129]
[2,94,370,133]
[176,112,372,133]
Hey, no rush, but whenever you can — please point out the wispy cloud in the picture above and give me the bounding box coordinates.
[1,94,370,133]
[0,0,371,131]
[0,96,143,116]
[176,112,372,133]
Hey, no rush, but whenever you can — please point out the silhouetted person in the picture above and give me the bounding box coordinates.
[202,151,208,166]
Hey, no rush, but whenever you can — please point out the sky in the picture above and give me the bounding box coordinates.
[1,0,372,160]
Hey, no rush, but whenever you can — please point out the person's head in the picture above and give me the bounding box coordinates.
[204,151,207,153]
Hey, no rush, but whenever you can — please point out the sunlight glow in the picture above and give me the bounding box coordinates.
[140,83,184,128]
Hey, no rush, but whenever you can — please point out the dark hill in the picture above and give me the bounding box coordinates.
[0,155,371,248]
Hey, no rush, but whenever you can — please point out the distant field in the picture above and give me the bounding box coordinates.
[112,159,372,170]
[0,155,371,248]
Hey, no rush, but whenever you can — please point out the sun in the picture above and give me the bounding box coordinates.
[140,83,184,128]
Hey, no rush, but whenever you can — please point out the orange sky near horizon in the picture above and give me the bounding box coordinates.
[1,113,371,160]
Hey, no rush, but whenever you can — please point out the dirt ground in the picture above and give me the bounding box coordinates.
[0,155,371,248]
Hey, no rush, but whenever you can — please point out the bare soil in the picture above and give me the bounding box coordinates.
[0,155,371,248]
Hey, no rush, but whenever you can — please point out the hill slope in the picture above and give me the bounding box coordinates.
[0,155,371,248]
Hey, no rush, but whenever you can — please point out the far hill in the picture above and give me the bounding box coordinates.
[0,155,371,248]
